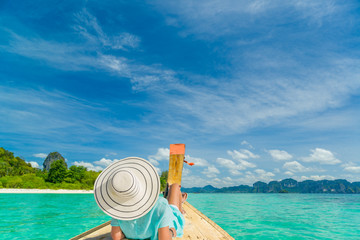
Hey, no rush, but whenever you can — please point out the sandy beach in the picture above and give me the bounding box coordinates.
[0,188,93,194]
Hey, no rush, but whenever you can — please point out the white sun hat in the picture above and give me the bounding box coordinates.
[94,157,160,220]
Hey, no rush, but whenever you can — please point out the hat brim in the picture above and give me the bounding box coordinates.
[94,157,160,220]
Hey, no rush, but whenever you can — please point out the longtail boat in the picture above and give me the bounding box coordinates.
[71,144,234,240]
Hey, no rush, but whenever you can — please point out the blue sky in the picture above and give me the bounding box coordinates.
[1,0,360,187]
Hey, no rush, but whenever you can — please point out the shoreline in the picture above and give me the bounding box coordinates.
[0,188,93,194]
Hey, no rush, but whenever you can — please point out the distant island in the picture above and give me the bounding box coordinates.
[0,147,168,191]
[0,147,98,190]
[182,178,360,194]
[2,147,360,193]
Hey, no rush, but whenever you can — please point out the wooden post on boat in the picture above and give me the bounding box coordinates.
[168,143,185,186]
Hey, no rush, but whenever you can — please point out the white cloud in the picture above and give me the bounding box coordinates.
[254,169,275,178]
[148,148,170,166]
[283,161,312,172]
[155,1,345,39]
[202,165,220,178]
[6,33,95,71]
[112,33,141,50]
[223,176,233,182]
[205,177,229,188]
[74,9,140,50]
[205,165,220,174]
[284,171,294,176]
[227,150,249,160]
[255,169,272,175]
[299,175,336,181]
[238,160,256,168]
[198,175,243,188]
[268,149,293,161]
[98,55,130,73]
[94,158,119,167]
[229,169,242,176]
[338,173,360,183]
[232,169,275,185]
[301,148,341,165]
[33,153,47,158]
[182,167,191,177]
[198,169,275,187]
[344,167,360,173]
[185,155,208,167]
[228,149,259,160]
[343,162,360,173]
[182,175,209,188]
[242,149,260,159]
[154,1,276,38]
[226,150,257,170]
[241,140,254,149]
[105,152,117,157]
[216,149,258,175]
[28,161,40,168]
[73,161,103,171]
[155,166,162,175]
[294,1,339,26]
[217,157,241,169]
[216,157,251,175]
[148,159,159,166]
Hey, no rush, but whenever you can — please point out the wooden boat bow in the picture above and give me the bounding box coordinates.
[71,201,234,240]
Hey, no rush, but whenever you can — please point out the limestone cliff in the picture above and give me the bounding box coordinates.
[43,152,67,171]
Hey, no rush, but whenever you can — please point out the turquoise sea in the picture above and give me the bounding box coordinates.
[1,193,360,239]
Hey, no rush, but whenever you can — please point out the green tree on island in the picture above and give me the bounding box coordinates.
[160,170,168,192]
[47,159,68,183]
[65,165,87,183]
[0,147,34,177]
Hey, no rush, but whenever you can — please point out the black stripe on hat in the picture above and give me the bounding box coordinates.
[110,170,135,193]
[105,166,147,208]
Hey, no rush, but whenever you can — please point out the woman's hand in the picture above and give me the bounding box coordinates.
[158,226,175,240]
[111,226,125,240]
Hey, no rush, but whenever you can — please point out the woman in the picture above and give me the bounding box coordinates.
[94,157,187,240]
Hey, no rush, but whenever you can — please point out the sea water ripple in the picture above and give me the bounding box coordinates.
[188,193,360,240]
[1,193,360,239]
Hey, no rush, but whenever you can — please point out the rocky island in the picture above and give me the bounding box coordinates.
[182,178,360,194]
